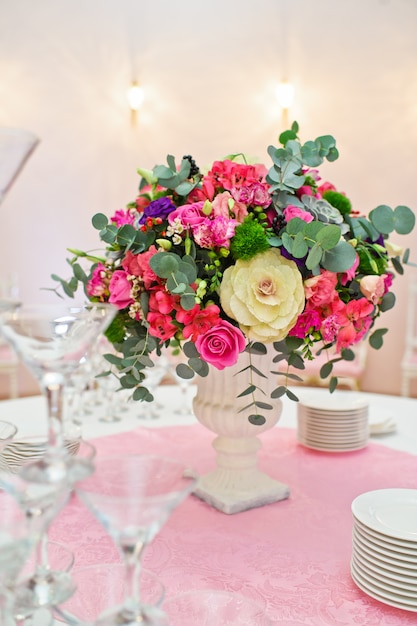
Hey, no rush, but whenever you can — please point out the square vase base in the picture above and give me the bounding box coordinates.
[193,475,290,515]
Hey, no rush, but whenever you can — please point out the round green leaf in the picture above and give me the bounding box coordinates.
[369,205,395,234]
[393,205,416,235]
[149,252,179,278]
[92,213,108,230]
[315,224,341,250]
[321,240,357,272]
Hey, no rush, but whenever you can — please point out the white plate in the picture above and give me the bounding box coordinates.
[353,548,417,588]
[298,394,369,412]
[354,518,417,554]
[352,489,417,542]
[352,557,417,601]
[353,528,417,566]
[297,436,368,452]
[297,430,368,444]
[353,537,417,577]
[298,407,368,419]
[350,560,417,611]
[351,561,417,612]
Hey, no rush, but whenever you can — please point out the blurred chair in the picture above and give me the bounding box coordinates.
[278,342,368,391]
[400,276,417,397]
[0,338,19,399]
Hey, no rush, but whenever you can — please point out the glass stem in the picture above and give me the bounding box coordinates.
[123,543,144,612]
[42,373,65,449]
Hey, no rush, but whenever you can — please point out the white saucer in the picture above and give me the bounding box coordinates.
[352,489,417,542]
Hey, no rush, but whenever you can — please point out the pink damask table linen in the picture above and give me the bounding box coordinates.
[50,425,417,625]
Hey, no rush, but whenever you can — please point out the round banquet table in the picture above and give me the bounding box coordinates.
[0,385,416,625]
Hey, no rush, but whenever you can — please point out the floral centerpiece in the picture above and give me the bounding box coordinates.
[52,122,415,424]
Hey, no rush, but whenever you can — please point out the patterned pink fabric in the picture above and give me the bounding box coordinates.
[51,425,417,625]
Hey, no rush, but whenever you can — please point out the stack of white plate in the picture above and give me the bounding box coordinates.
[351,488,417,612]
[297,393,369,452]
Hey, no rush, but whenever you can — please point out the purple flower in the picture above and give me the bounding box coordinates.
[139,197,176,224]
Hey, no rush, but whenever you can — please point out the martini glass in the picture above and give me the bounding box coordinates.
[0,434,96,619]
[76,454,198,626]
[0,127,39,207]
[0,420,18,451]
[0,302,116,484]
[0,490,39,625]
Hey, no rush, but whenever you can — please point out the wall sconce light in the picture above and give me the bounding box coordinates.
[275,81,294,128]
[127,81,144,125]
[127,81,144,110]
[275,81,294,109]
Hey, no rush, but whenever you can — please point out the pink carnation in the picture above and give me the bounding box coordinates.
[193,215,237,249]
[110,209,136,227]
[288,310,322,339]
[122,246,159,289]
[87,263,109,300]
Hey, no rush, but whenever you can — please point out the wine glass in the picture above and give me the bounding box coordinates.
[0,433,96,619]
[0,420,18,451]
[163,589,273,625]
[0,301,116,483]
[0,490,39,625]
[0,127,39,207]
[76,454,198,626]
[55,563,165,625]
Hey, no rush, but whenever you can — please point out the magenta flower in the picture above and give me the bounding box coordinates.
[108,270,133,309]
[195,320,246,370]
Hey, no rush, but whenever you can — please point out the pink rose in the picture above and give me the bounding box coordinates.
[168,202,206,228]
[360,275,386,305]
[195,320,246,370]
[304,270,338,308]
[212,191,248,223]
[108,270,133,309]
[283,205,314,223]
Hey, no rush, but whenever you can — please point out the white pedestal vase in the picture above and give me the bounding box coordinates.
[192,347,289,514]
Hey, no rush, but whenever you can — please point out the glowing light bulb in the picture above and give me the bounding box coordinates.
[127,82,144,111]
[275,81,294,109]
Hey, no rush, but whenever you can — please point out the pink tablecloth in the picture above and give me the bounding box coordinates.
[51,425,417,625]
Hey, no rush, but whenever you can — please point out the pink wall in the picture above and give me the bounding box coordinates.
[1,0,417,398]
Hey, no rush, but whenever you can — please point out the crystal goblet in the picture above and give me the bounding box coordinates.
[55,564,165,625]
[0,490,39,625]
[0,433,96,618]
[0,302,116,484]
[0,420,18,452]
[76,454,198,626]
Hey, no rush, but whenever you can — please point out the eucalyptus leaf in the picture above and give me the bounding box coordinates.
[248,414,266,426]
[292,231,308,258]
[92,213,108,230]
[393,205,416,235]
[321,240,357,272]
[369,205,395,234]
[306,243,323,269]
[329,377,338,393]
[369,328,388,349]
[176,363,195,379]
[320,362,333,378]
